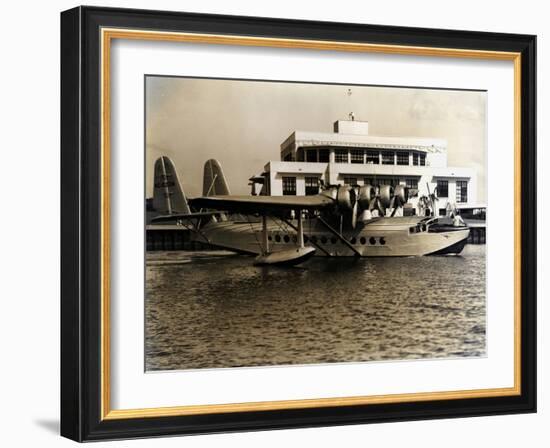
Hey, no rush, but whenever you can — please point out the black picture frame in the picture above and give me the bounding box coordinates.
[61,6,536,442]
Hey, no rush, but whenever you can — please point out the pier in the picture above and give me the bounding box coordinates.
[146,225,212,251]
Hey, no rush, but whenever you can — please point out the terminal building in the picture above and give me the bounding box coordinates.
[256,119,478,216]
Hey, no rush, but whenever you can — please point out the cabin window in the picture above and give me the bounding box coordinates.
[350,149,364,164]
[318,148,330,163]
[369,237,376,245]
[343,177,357,186]
[456,180,468,203]
[360,237,366,245]
[437,180,449,197]
[305,177,320,195]
[335,149,348,163]
[381,151,395,165]
[305,149,318,162]
[283,235,290,243]
[366,150,379,164]
[282,177,296,195]
[396,151,409,165]
[380,237,386,245]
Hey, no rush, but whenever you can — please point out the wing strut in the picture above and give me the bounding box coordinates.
[297,209,304,248]
[281,216,332,256]
[261,215,269,255]
[317,216,362,257]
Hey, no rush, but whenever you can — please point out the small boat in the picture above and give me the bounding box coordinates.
[254,247,316,266]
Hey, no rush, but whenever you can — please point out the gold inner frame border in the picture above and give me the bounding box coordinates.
[99,27,522,421]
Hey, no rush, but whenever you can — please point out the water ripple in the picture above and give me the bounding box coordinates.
[145,246,486,371]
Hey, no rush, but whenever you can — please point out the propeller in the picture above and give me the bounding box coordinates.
[367,186,390,220]
[426,183,439,216]
[331,183,411,228]
[390,185,410,217]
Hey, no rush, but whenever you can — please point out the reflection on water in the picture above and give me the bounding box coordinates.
[145,246,486,371]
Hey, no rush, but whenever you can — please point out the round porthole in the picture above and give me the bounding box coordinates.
[369,237,376,245]
[350,237,357,244]
[283,235,290,243]
[360,237,366,245]
[275,234,281,242]
[380,237,386,245]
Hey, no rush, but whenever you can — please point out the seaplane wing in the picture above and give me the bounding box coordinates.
[189,194,334,214]
[151,210,226,223]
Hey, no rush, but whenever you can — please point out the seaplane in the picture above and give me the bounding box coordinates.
[151,156,470,266]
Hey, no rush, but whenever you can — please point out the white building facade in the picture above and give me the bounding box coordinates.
[260,120,478,216]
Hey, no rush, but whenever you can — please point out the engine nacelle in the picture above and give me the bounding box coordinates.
[393,184,409,205]
[358,185,376,210]
[379,185,394,208]
[320,186,338,201]
[336,185,357,212]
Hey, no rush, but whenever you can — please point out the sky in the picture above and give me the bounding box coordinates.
[145,76,487,200]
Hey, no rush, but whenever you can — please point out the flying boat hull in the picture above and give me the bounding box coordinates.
[196,216,470,257]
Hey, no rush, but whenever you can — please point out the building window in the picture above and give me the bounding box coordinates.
[405,178,418,189]
[419,153,426,166]
[396,151,409,165]
[381,151,395,165]
[379,177,399,187]
[350,149,363,164]
[305,177,320,195]
[335,149,348,163]
[437,180,448,197]
[456,180,467,203]
[366,150,379,164]
[412,152,419,165]
[282,177,296,195]
[343,176,357,186]
[364,177,376,186]
[305,149,317,162]
[296,148,304,162]
[318,148,330,163]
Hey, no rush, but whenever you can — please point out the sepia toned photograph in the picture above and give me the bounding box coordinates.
[144,76,487,372]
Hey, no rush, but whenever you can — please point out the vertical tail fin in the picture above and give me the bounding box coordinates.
[203,159,230,197]
[153,156,191,215]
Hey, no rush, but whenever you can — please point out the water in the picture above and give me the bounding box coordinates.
[145,246,486,371]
